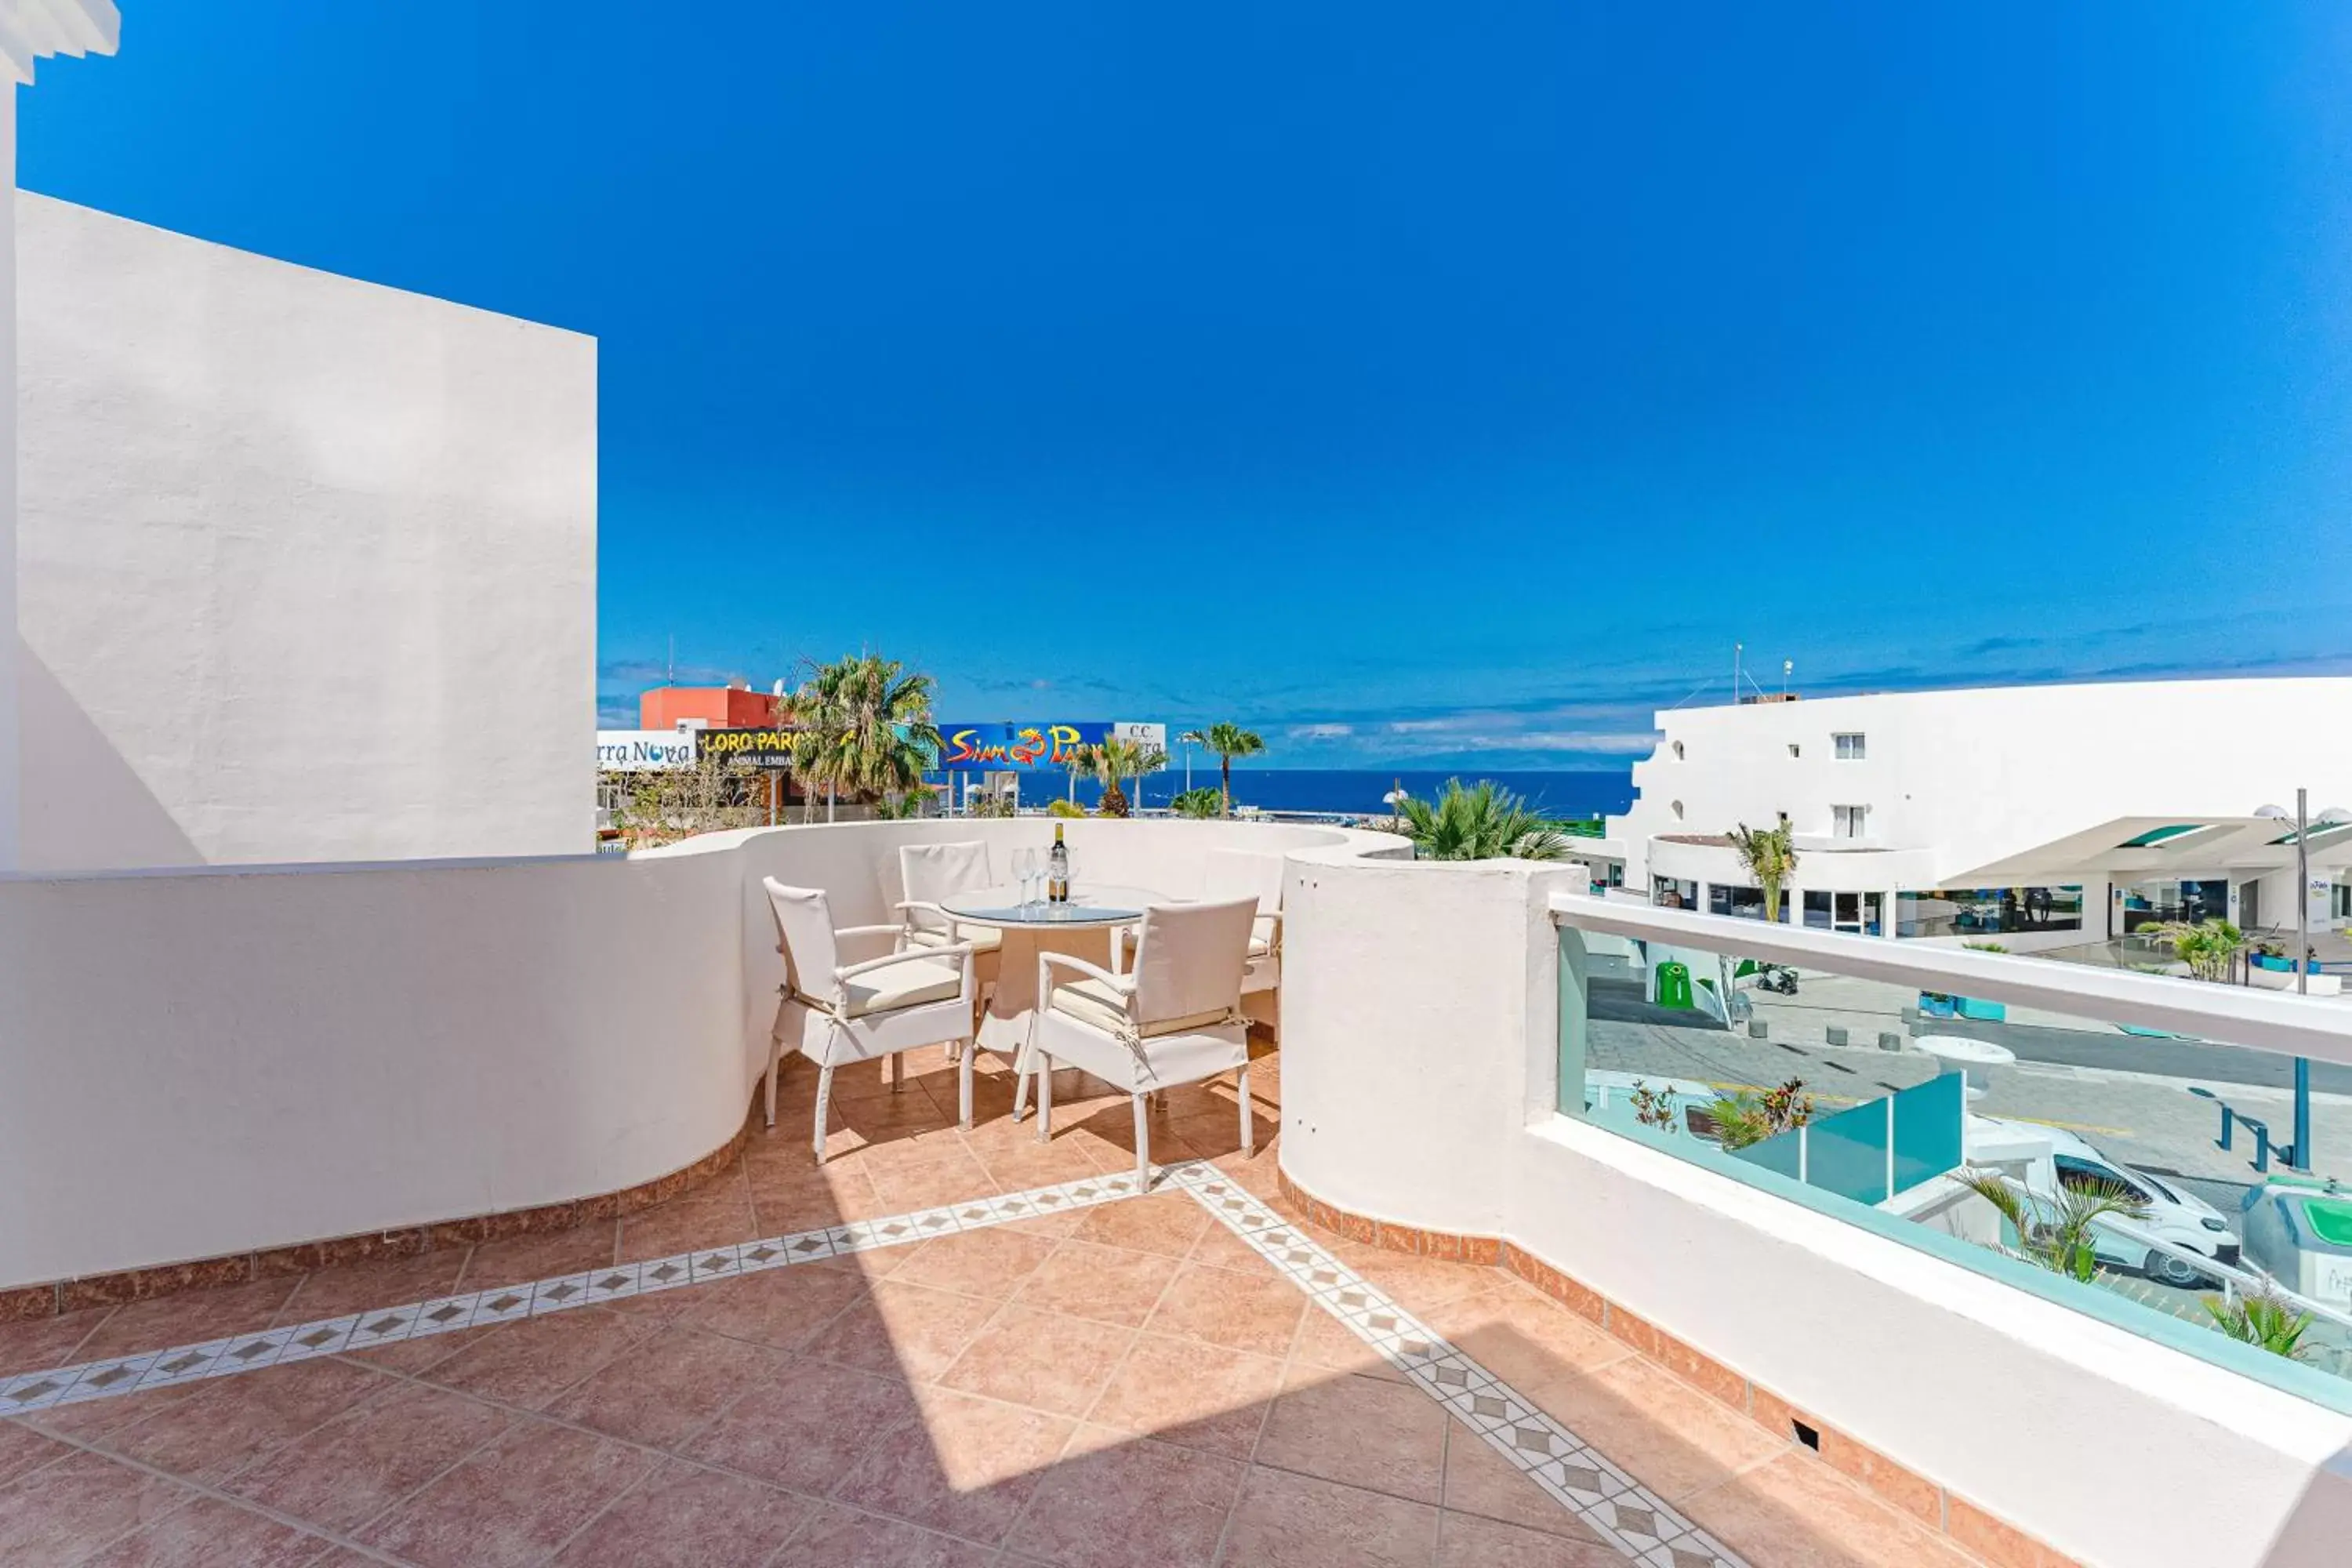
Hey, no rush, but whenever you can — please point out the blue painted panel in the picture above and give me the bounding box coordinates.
[1733,1127,1804,1182]
[1805,1098,1893,1205]
[1892,1072,1966,1193]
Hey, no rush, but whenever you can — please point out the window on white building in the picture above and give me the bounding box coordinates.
[1833,804,1869,840]
[1788,743,1801,758]
[1671,740,1685,761]
[1834,732,1866,760]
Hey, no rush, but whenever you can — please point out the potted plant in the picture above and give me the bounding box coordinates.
[1918,990,1958,1018]
[2143,918,2249,983]
[1706,1078,1814,1150]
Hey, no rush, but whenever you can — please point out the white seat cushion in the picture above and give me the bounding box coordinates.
[906,924,1003,955]
[840,956,963,1018]
[1051,975,1232,1039]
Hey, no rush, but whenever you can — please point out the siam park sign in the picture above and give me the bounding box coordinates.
[935,722,1164,771]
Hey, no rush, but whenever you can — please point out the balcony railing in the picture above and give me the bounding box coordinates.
[1553,894,2352,1414]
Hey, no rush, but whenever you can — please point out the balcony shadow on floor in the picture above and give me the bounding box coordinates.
[0,1036,1965,1567]
[1368,1294,1977,1568]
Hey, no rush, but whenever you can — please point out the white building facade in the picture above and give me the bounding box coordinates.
[13,194,597,870]
[1599,677,2352,948]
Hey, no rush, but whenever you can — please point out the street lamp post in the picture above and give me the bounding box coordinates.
[2296,787,2311,1171]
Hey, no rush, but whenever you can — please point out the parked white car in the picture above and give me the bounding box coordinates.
[1980,1117,2242,1287]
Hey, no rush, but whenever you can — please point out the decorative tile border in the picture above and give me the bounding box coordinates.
[1277,1167,1504,1265]
[1171,1165,1749,1568]
[0,1167,1151,1420]
[0,1142,2067,1568]
[0,1102,764,1324]
[1268,1169,2082,1568]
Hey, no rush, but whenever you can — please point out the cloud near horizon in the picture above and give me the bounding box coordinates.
[597,606,2352,766]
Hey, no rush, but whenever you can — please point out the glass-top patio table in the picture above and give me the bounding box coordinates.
[937,884,1163,1058]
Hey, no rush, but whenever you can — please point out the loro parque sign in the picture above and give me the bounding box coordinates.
[695,728,796,768]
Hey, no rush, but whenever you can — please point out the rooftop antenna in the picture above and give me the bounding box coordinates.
[1784,659,1793,698]
[1733,643,1743,703]
[666,635,675,688]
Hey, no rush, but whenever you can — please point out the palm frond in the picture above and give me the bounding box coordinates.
[1399,779,1568,861]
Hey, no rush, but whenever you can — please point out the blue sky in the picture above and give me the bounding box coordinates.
[22,4,2352,768]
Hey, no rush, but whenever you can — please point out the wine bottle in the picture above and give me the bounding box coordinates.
[1048,823,1070,904]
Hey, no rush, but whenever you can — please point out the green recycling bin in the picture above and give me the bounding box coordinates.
[1655,960,1694,1010]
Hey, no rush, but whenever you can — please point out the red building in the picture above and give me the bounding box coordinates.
[639,684,786,731]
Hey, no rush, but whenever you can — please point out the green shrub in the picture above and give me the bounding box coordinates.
[1172,788,1223,819]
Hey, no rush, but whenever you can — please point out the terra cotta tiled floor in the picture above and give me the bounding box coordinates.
[0,1040,1987,1566]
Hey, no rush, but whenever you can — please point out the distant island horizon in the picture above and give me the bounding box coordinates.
[1056,765,1636,820]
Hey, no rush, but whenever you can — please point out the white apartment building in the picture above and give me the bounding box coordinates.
[1591,677,2352,947]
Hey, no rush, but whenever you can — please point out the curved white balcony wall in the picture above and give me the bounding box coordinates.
[1278,861,2352,1568]
[0,818,1399,1290]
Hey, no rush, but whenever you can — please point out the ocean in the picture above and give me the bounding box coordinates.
[1047,768,1635,821]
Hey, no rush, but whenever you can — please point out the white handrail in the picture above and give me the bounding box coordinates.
[1552,892,2352,1067]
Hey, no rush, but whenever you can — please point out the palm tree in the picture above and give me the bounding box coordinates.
[1127,742,1168,811]
[1077,743,1124,818]
[1179,723,1265,818]
[2203,1286,2313,1360]
[787,654,942,822]
[1726,820,1798,924]
[2142,918,2249,984]
[1955,1169,2148,1283]
[1398,779,1570,861]
[1083,736,1166,818]
[872,787,929,820]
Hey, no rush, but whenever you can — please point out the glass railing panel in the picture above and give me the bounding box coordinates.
[1890,1072,1967,1193]
[1733,1122,1806,1183]
[1558,913,2352,1410]
[1800,1102,1893,1206]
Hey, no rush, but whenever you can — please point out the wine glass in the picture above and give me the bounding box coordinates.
[1013,848,1039,910]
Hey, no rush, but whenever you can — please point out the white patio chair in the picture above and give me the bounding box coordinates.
[893,841,1004,1033]
[1028,895,1260,1185]
[764,877,976,1161]
[1206,848,1285,1032]
[1120,848,1285,1033]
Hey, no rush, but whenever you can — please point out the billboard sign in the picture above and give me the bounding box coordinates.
[933,721,1165,771]
[936,722,1109,771]
[1111,722,1167,751]
[597,730,698,771]
[696,728,797,768]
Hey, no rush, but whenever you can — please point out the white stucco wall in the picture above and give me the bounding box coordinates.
[0,818,1401,1288]
[0,99,18,868]
[1617,678,2352,898]
[13,191,597,870]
